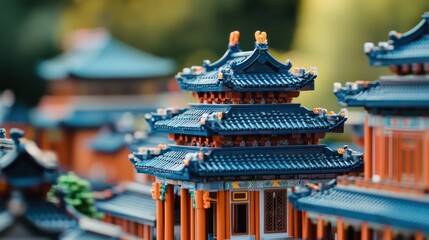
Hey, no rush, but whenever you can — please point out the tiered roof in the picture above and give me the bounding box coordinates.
[335,12,429,109]
[129,31,363,181]
[130,145,363,180]
[334,76,429,108]
[177,31,317,92]
[38,28,175,80]
[147,104,347,136]
[365,12,429,67]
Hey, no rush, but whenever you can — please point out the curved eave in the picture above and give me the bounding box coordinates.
[152,121,346,136]
[232,45,292,72]
[369,56,429,67]
[176,44,315,92]
[204,45,242,71]
[366,15,429,67]
[177,78,315,92]
[151,113,347,136]
[290,185,429,234]
[130,145,362,181]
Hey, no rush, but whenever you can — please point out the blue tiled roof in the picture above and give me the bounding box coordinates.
[290,184,429,235]
[365,12,429,66]
[61,228,119,240]
[147,104,347,136]
[176,42,317,92]
[0,136,58,189]
[96,189,156,226]
[90,132,126,153]
[38,34,175,80]
[25,200,77,234]
[130,145,363,180]
[335,78,429,108]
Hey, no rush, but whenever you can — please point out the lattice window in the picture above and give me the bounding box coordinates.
[264,190,287,233]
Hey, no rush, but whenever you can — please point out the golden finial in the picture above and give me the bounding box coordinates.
[229,31,240,46]
[254,30,267,44]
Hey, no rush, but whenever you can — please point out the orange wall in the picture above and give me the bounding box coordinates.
[71,129,135,183]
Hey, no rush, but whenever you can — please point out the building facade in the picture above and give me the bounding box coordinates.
[32,28,182,183]
[290,12,429,240]
[129,31,363,240]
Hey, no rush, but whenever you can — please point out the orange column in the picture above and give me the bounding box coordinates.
[195,190,207,240]
[337,218,344,240]
[216,190,225,240]
[294,210,301,238]
[181,188,190,240]
[317,216,324,240]
[152,183,164,240]
[103,213,112,224]
[250,191,255,235]
[122,219,129,233]
[190,197,195,240]
[302,211,309,240]
[416,231,424,240]
[364,116,373,179]
[129,221,135,236]
[138,224,145,239]
[361,222,369,240]
[254,190,260,240]
[425,132,429,188]
[225,190,231,239]
[144,225,151,240]
[288,187,294,237]
[164,185,175,240]
[384,226,392,240]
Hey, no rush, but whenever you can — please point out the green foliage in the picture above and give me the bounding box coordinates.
[48,172,103,219]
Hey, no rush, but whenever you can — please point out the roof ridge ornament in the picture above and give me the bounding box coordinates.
[254,30,268,50]
[229,31,240,47]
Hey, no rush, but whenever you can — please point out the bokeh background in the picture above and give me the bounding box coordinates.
[1,0,428,110]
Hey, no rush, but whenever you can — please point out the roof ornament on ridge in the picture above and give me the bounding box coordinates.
[175,31,317,92]
[364,12,429,67]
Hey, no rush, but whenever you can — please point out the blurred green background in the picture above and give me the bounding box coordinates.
[1,0,428,110]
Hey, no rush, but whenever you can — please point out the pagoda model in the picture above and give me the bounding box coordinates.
[290,12,429,240]
[129,31,363,240]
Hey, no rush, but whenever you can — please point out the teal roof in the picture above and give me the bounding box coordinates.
[147,104,347,136]
[38,33,175,80]
[176,35,316,92]
[365,12,429,66]
[130,145,363,181]
[290,183,429,235]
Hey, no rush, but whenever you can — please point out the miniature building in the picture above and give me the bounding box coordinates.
[290,12,429,240]
[129,31,363,240]
[37,28,176,96]
[95,182,156,239]
[0,128,77,238]
[33,28,184,183]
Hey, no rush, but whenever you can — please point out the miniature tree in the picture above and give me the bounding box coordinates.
[48,172,103,219]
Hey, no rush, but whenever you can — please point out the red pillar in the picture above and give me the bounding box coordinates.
[195,191,207,240]
[164,185,175,240]
[181,188,190,240]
